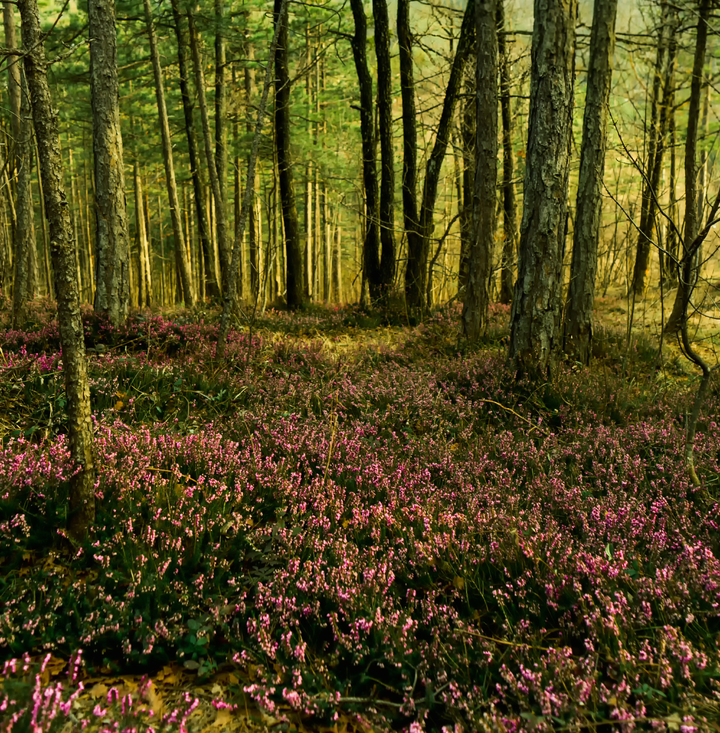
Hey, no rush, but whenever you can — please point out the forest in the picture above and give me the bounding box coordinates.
[1,0,720,730]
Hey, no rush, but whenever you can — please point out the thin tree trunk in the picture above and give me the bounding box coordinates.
[244,40,263,303]
[90,0,130,326]
[665,0,710,335]
[233,66,246,301]
[397,0,420,303]
[134,162,151,306]
[333,205,342,303]
[170,0,219,299]
[498,0,517,305]
[217,0,288,351]
[508,0,577,378]
[188,9,229,297]
[33,135,52,299]
[215,0,227,210]
[631,0,676,296]
[20,0,95,540]
[7,0,33,325]
[457,61,475,295]
[406,0,475,312]
[373,0,396,293]
[462,0,497,340]
[274,0,304,308]
[349,0,381,301]
[143,0,194,307]
[562,0,618,364]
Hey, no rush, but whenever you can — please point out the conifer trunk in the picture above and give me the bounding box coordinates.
[89,0,130,326]
[274,0,304,308]
[170,0,219,300]
[188,9,229,296]
[462,0,497,340]
[20,0,96,540]
[143,0,195,307]
[508,0,577,378]
[562,0,618,364]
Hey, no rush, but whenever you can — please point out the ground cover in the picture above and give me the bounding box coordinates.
[1,299,719,732]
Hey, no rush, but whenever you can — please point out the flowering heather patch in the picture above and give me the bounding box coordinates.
[2,304,720,731]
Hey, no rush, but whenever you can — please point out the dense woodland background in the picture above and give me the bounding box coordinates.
[2,0,718,324]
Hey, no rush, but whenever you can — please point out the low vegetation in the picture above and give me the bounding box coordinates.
[1,299,719,731]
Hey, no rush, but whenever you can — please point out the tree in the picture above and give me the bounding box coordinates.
[397,0,419,305]
[188,8,229,295]
[143,0,194,307]
[89,0,131,327]
[562,0,618,364]
[462,0,497,340]
[19,0,96,539]
[274,0,304,308]
[630,0,677,297]
[665,0,711,335]
[508,0,577,377]
[348,0,381,302]
[373,0,396,295]
[405,0,475,313]
[497,0,517,305]
[169,0,219,300]
[5,2,34,327]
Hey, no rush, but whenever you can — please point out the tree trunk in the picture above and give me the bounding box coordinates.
[20,0,96,540]
[562,0,618,364]
[349,0,381,302]
[215,0,227,211]
[462,0,497,340]
[333,206,343,303]
[134,161,151,307]
[89,0,130,327]
[170,0,219,300]
[498,0,517,305]
[457,61,475,296]
[274,0,304,308]
[397,0,420,303]
[373,0,396,293]
[406,0,475,312]
[508,0,577,378]
[188,9,228,298]
[232,66,246,302]
[143,0,195,307]
[630,0,676,296]
[665,0,710,335]
[6,1,34,327]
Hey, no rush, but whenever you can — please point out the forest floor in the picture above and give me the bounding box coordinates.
[1,294,720,732]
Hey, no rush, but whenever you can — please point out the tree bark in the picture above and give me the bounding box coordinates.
[143,0,195,307]
[20,0,96,540]
[373,0,396,294]
[89,0,130,327]
[665,0,710,335]
[6,2,34,327]
[462,0,497,340]
[349,0,381,302]
[457,60,475,295]
[170,0,219,300]
[630,0,676,296]
[508,0,577,378]
[397,0,420,303]
[562,0,618,364]
[214,0,227,211]
[498,0,517,305]
[406,0,475,312]
[188,9,229,298]
[274,0,304,308]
